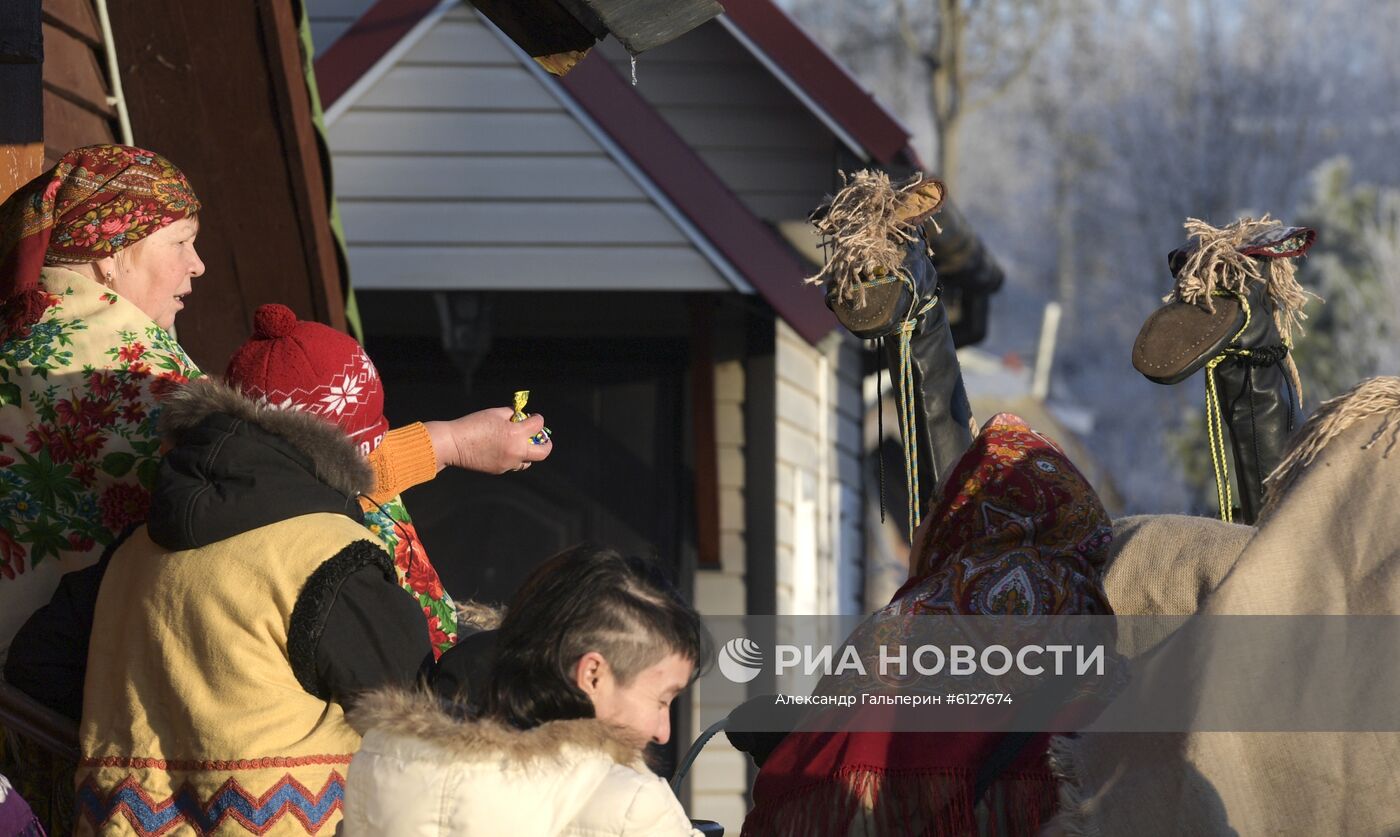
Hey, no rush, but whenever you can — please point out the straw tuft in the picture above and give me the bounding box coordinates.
[807,171,938,306]
[1168,215,1319,399]
[1261,376,1400,518]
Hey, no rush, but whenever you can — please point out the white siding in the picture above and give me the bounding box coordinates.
[315,5,735,292]
[600,23,840,226]
[774,322,865,616]
[688,354,751,833]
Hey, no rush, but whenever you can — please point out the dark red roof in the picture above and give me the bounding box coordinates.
[558,53,830,342]
[315,0,442,111]
[717,0,917,166]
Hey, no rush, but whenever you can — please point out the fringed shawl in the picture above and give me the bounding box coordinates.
[743,414,1115,837]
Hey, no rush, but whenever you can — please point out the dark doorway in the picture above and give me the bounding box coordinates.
[364,289,730,786]
[362,291,696,606]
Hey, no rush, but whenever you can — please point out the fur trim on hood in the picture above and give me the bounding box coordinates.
[160,377,373,498]
[349,688,644,767]
[455,600,506,631]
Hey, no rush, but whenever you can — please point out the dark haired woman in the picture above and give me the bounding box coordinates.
[340,546,711,836]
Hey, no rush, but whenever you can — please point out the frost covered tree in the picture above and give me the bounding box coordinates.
[784,0,1060,193]
[782,0,1400,512]
[1293,158,1400,401]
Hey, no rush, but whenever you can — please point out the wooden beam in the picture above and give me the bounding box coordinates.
[42,78,112,163]
[0,55,43,201]
[32,0,119,168]
[689,296,721,570]
[41,21,117,118]
[1,0,44,64]
[255,0,347,333]
[744,307,777,616]
[0,681,79,762]
[0,143,44,203]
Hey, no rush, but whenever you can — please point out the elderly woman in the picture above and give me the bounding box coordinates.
[0,144,551,667]
[0,145,204,653]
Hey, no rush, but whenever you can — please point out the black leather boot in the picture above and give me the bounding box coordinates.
[827,232,974,523]
[880,293,974,514]
[1132,218,1314,524]
[1211,282,1302,523]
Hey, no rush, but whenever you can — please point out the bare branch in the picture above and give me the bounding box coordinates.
[962,0,1060,115]
[893,0,930,62]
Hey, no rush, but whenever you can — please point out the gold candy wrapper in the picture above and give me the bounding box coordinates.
[511,390,552,445]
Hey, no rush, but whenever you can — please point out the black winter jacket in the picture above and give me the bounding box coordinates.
[5,378,432,719]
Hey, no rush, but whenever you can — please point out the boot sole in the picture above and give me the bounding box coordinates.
[829,281,913,340]
[1132,297,1245,385]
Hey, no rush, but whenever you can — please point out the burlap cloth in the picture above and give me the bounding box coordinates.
[1048,378,1400,836]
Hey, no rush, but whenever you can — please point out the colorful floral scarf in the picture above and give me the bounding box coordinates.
[361,496,459,658]
[0,145,199,343]
[743,414,1114,837]
[0,267,200,651]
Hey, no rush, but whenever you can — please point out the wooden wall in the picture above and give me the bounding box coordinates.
[40,0,118,166]
[4,1,346,372]
[1,0,118,203]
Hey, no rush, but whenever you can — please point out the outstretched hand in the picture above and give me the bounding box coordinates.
[425,407,553,475]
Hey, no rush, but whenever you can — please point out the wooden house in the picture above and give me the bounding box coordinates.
[309,0,927,825]
[2,0,948,828]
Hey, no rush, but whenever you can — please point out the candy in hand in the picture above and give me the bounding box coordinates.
[511,390,552,445]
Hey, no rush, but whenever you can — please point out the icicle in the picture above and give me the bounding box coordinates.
[630,54,638,86]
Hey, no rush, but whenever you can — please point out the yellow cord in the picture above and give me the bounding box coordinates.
[858,261,938,541]
[894,288,939,541]
[1203,354,1233,523]
[898,319,920,538]
[1202,291,1253,522]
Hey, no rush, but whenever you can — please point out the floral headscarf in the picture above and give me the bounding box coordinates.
[897,412,1114,616]
[0,145,199,342]
[743,414,1115,837]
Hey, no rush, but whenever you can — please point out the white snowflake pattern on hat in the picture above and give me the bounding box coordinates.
[254,348,382,438]
[319,371,366,417]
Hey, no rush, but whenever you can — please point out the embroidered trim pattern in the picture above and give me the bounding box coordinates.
[78,754,355,771]
[76,771,345,836]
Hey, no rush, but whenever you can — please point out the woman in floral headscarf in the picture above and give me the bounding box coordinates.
[742,413,1115,837]
[0,145,205,653]
[0,145,553,676]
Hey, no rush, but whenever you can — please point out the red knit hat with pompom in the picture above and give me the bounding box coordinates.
[224,304,389,455]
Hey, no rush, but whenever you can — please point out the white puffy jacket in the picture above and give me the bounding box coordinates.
[341,689,702,837]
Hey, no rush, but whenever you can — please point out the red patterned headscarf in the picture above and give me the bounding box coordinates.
[743,414,1114,837]
[0,144,200,342]
[897,412,1114,615]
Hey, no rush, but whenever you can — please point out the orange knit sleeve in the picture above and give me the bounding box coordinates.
[363,422,439,507]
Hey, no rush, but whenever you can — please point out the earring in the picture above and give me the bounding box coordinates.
[103,271,115,289]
